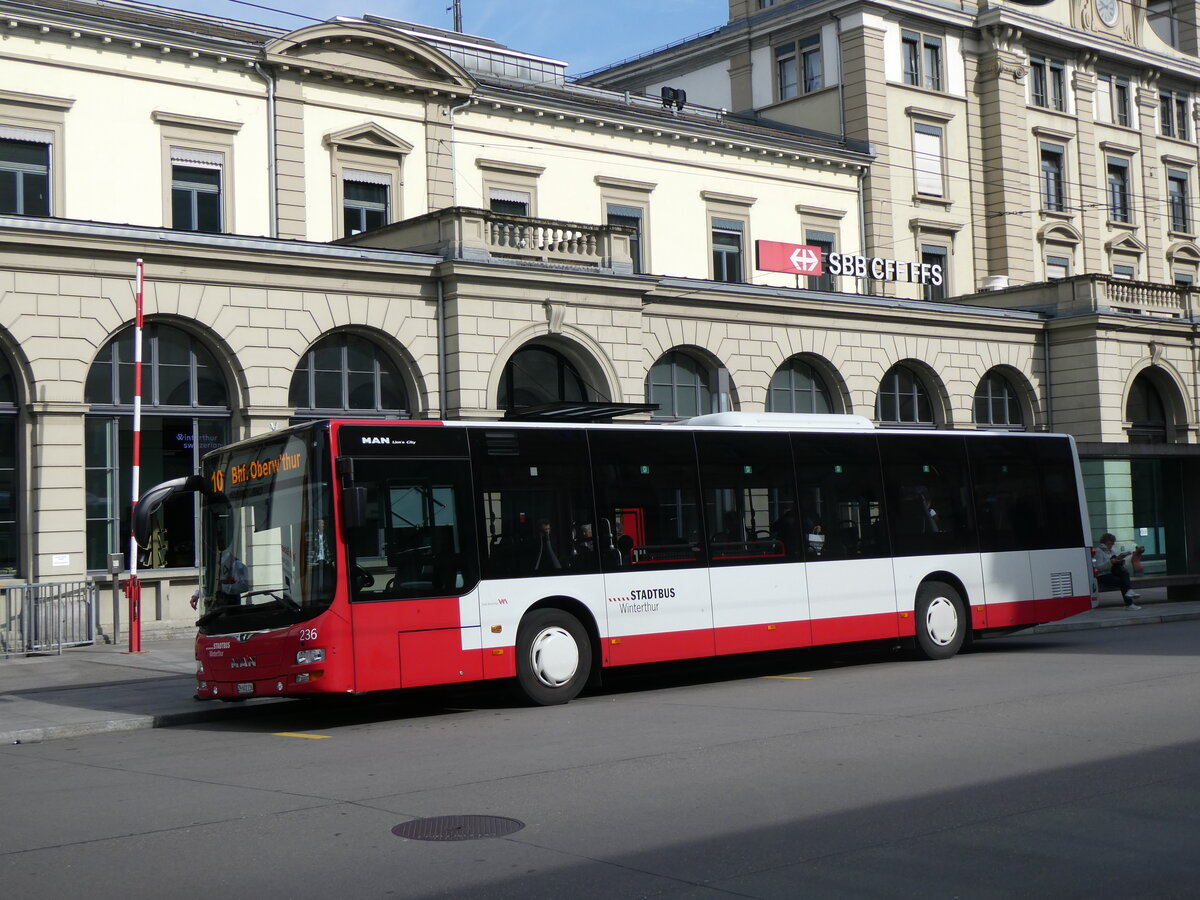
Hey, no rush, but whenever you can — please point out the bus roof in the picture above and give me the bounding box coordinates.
[683,413,877,430]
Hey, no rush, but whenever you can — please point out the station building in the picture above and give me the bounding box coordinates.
[2,0,1199,637]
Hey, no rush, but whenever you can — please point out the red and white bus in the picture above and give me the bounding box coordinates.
[135,413,1096,705]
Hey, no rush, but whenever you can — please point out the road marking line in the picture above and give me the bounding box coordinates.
[273,732,331,739]
[762,675,813,680]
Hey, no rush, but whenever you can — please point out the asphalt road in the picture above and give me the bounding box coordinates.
[3,622,1200,899]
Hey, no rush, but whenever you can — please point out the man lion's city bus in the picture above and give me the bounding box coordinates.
[135,414,1096,706]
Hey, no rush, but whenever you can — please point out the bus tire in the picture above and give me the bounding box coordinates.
[515,608,591,706]
[914,581,965,661]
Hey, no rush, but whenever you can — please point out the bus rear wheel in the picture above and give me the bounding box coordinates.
[914,581,965,660]
[515,609,591,706]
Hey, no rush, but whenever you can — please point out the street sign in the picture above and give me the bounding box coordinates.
[755,240,824,276]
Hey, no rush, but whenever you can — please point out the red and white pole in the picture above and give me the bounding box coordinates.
[127,258,145,653]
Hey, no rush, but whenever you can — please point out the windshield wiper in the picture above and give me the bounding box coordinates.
[197,590,301,624]
[241,589,302,611]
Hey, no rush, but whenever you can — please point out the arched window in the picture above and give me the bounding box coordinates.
[289,333,408,418]
[768,357,833,414]
[498,345,590,410]
[876,364,934,426]
[84,324,232,571]
[1127,372,1168,443]
[0,353,17,577]
[974,370,1024,429]
[647,350,714,418]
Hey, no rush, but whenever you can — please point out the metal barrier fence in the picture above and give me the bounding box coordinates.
[1,580,96,657]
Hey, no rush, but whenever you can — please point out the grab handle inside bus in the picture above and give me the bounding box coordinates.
[133,475,207,548]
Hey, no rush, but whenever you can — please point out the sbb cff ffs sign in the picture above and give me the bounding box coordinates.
[755,240,823,276]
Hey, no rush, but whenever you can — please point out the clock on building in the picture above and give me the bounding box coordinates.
[1096,0,1118,27]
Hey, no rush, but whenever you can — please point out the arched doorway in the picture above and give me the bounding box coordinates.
[84,323,232,571]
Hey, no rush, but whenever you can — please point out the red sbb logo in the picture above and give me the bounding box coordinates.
[755,240,824,276]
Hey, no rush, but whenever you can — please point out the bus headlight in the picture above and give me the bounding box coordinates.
[296,648,326,665]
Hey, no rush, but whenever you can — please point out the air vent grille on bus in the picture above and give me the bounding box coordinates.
[1050,572,1073,597]
[485,432,520,456]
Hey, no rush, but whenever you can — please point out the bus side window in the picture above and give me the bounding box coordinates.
[696,431,797,564]
[589,429,704,571]
[346,459,478,601]
[878,434,975,558]
[470,428,597,579]
[792,433,889,561]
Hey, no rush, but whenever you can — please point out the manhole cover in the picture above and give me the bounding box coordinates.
[391,815,525,842]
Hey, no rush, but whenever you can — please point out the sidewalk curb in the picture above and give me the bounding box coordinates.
[1028,607,1200,634]
[2,699,293,746]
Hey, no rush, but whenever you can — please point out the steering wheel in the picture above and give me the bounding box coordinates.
[354,565,375,590]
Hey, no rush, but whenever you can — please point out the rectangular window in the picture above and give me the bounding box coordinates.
[170,148,223,233]
[711,217,744,283]
[775,43,797,100]
[800,34,823,93]
[590,429,704,571]
[1107,156,1131,223]
[1046,254,1071,279]
[1161,89,1191,140]
[1169,169,1190,232]
[1040,142,1066,212]
[969,436,1083,552]
[488,187,530,216]
[1097,74,1132,127]
[879,434,976,557]
[1030,56,1066,111]
[697,431,797,564]
[902,30,942,91]
[920,244,948,301]
[0,132,51,216]
[792,434,888,561]
[471,429,597,579]
[607,203,644,274]
[343,169,390,236]
[1113,263,1136,279]
[1115,77,1131,127]
[805,229,835,291]
[775,35,822,99]
[913,122,944,197]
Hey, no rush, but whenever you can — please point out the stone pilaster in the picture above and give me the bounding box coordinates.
[975,38,1034,283]
[1073,67,1105,275]
[729,50,754,114]
[274,77,307,241]
[27,401,88,583]
[425,98,457,213]
[840,21,894,295]
[1137,83,1166,283]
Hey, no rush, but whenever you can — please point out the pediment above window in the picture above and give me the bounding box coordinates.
[1167,240,1200,263]
[323,123,414,157]
[1105,233,1147,255]
[1037,222,1082,244]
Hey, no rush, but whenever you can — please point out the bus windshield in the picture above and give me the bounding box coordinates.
[197,425,333,635]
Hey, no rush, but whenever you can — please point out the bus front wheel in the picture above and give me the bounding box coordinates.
[515,609,592,706]
[914,581,965,660]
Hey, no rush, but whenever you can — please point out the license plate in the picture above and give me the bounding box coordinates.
[236,682,255,695]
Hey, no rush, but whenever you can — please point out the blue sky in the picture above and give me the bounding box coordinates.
[164,0,728,74]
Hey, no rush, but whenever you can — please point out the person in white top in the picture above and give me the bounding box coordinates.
[1094,533,1140,609]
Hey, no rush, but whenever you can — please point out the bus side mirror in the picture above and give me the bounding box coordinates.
[133,475,207,547]
[342,486,368,530]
